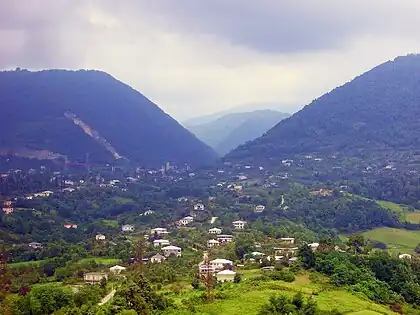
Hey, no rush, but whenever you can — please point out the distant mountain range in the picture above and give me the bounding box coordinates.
[185,110,289,155]
[227,54,420,163]
[0,69,217,167]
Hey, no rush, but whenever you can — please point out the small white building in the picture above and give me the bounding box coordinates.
[28,242,43,249]
[207,239,220,248]
[279,237,295,244]
[162,245,182,257]
[217,235,233,244]
[150,227,169,235]
[308,242,320,251]
[121,224,135,232]
[210,258,234,271]
[109,265,126,275]
[254,205,265,213]
[232,220,246,230]
[216,270,236,282]
[209,227,222,234]
[34,190,54,198]
[84,272,108,284]
[194,203,205,211]
[153,239,170,247]
[399,253,412,260]
[96,234,106,241]
[179,216,194,225]
[141,210,155,216]
[150,253,167,263]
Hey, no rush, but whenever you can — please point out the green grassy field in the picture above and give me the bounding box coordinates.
[9,260,46,268]
[163,273,397,315]
[75,257,120,265]
[363,227,420,253]
[100,219,119,228]
[406,211,420,223]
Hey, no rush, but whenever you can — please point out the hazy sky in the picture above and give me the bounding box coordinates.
[2,1,420,121]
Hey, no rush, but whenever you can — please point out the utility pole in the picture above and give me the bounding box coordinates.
[200,252,214,302]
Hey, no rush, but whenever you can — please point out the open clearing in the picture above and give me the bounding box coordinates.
[363,227,420,253]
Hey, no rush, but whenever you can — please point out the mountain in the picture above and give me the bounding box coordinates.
[227,54,420,162]
[0,69,217,167]
[183,102,293,126]
[186,110,289,155]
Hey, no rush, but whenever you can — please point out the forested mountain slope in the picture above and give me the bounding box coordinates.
[228,54,420,162]
[0,69,217,166]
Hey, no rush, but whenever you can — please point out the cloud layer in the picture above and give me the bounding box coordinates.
[2,0,420,120]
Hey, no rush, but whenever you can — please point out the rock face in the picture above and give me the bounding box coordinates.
[227,55,420,162]
[0,69,217,166]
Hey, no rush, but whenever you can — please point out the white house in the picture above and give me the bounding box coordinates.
[84,272,108,284]
[153,239,170,247]
[210,258,234,271]
[207,239,220,248]
[109,265,126,274]
[150,253,166,263]
[141,210,155,216]
[209,227,222,234]
[150,227,169,235]
[217,235,233,244]
[232,220,246,229]
[279,237,295,244]
[28,242,43,249]
[254,205,265,213]
[399,253,412,260]
[162,245,182,257]
[121,224,135,232]
[34,191,54,198]
[216,270,236,282]
[308,242,320,251]
[96,234,106,241]
[179,216,194,225]
[194,203,205,211]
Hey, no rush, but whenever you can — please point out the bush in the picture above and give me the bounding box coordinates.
[268,270,295,282]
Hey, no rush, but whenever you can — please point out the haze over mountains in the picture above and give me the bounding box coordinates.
[227,54,420,163]
[0,69,217,167]
[185,110,289,155]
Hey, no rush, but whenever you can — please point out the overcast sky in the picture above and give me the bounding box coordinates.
[2,1,420,121]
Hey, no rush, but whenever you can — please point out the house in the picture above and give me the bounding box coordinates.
[162,245,182,257]
[179,216,194,225]
[150,227,169,235]
[62,187,75,193]
[194,203,205,211]
[209,228,222,234]
[121,224,135,232]
[199,264,216,274]
[3,201,12,206]
[28,242,43,249]
[216,270,236,282]
[254,205,265,213]
[232,220,246,229]
[141,210,155,216]
[64,224,78,229]
[34,191,54,198]
[153,239,170,247]
[109,265,126,274]
[150,253,167,263]
[238,175,248,181]
[274,247,299,257]
[210,258,234,271]
[399,253,412,260]
[233,185,243,192]
[308,242,320,251]
[310,189,333,197]
[96,234,106,241]
[217,235,233,244]
[207,239,220,248]
[64,180,75,186]
[109,180,121,186]
[279,237,295,244]
[209,196,217,202]
[84,272,108,284]
[2,207,13,215]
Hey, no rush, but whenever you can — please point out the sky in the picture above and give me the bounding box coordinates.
[2,1,420,121]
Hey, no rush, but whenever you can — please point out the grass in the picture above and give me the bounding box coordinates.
[9,260,46,268]
[406,212,420,224]
[163,273,397,315]
[75,257,120,265]
[101,219,119,228]
[376,201,406,219]
[112,197,134,204]
[362,227,420,253]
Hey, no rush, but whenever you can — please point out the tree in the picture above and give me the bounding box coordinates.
[298,244,315,269]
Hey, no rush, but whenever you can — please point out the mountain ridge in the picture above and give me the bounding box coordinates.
[0,69,217,166]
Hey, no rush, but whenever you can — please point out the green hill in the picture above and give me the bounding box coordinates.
[0,69,217,167]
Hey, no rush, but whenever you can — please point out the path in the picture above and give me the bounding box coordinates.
[98,289,116,306]
[280,195,285,206]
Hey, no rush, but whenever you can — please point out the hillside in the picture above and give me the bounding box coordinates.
[227,54,420,162]
[186,110,289,155]
[0,69,217,167]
